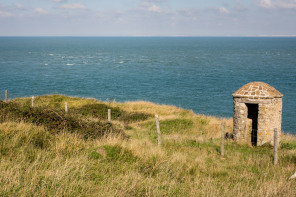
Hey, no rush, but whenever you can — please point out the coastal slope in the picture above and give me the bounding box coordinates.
[0,95,295,196]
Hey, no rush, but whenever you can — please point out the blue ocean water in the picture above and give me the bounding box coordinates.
[0,37,295,133]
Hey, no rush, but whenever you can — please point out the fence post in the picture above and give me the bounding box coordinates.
[5,90,8,103]
[274,128,278,165]
[155,114,161,146]
[32,96,34,107]
[108,109,111,122]
[65,102,68,113]
[220,122,225,156]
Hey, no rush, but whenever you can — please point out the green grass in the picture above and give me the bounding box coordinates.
[144,118,194,134]
[0,95,295,196]
[281,141,296,150]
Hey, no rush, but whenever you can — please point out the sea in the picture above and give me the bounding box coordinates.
[0,37,295,133]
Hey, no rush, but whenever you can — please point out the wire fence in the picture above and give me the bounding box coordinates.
[1,89,280,164]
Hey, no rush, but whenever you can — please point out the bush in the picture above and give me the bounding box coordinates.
[0,102,119,139]
[76,104,152,122]
[75,104,121,120]
[104,145,138,164]
[119,112,152,123]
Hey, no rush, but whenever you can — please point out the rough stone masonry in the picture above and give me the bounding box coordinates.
[233,82,283,146]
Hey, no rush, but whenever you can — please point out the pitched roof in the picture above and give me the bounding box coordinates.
[232,82,283,99]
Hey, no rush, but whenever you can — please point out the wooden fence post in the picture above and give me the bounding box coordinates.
[32,96,34,107]
[155,114,161,146]
[65,102,68,113]
[108,109,111,122]
[5,90,8,103]
[220,122,225,156]
[274,128,278,165]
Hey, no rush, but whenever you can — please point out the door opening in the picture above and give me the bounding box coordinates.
[246,104,258,146]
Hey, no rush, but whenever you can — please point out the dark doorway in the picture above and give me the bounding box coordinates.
[246,104,258,146]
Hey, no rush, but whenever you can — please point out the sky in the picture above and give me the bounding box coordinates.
[0,0,296,36]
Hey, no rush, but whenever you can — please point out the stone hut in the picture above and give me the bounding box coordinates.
[232,82,283,146]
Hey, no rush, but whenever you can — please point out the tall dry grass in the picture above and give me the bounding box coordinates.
[0,95,295,196]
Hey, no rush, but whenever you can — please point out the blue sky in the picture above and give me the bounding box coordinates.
[0,0,295,36]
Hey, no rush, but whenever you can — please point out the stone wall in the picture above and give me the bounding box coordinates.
[257,98,282,145]
[233,97,282,146]
[233,98,247,142]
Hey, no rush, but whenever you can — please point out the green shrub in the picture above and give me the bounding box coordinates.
[89,151,103,160]
[76,104,121,120]
[0,102,120,139]
[119,112,152,123]
[104,145,138,164]
[281,142,296,150]
[75,104,152,123]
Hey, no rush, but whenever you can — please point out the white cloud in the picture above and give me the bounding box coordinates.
[178,9,199,21]
[15,3,25,9]
[233,1,248,11]
[276,0,296,8]
[0,11,14,17]
[257,0,296,9]
[34,8,48,15]
[219,7,230,14]
[54,0,67,2]
[140,2,170,14]
[59,3,87,9]
[207,6,231,15]
[147,4,162,12]
[115,17,125,24]
[257,0,274,8]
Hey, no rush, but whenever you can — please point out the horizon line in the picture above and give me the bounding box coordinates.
[1,35,296,38]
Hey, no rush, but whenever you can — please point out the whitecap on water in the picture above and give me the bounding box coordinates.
[66,63,74,66]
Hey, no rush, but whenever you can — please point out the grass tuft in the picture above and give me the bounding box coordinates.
[104,145,138,164]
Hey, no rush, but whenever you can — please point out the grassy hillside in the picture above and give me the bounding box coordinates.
[0,95,295,196]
